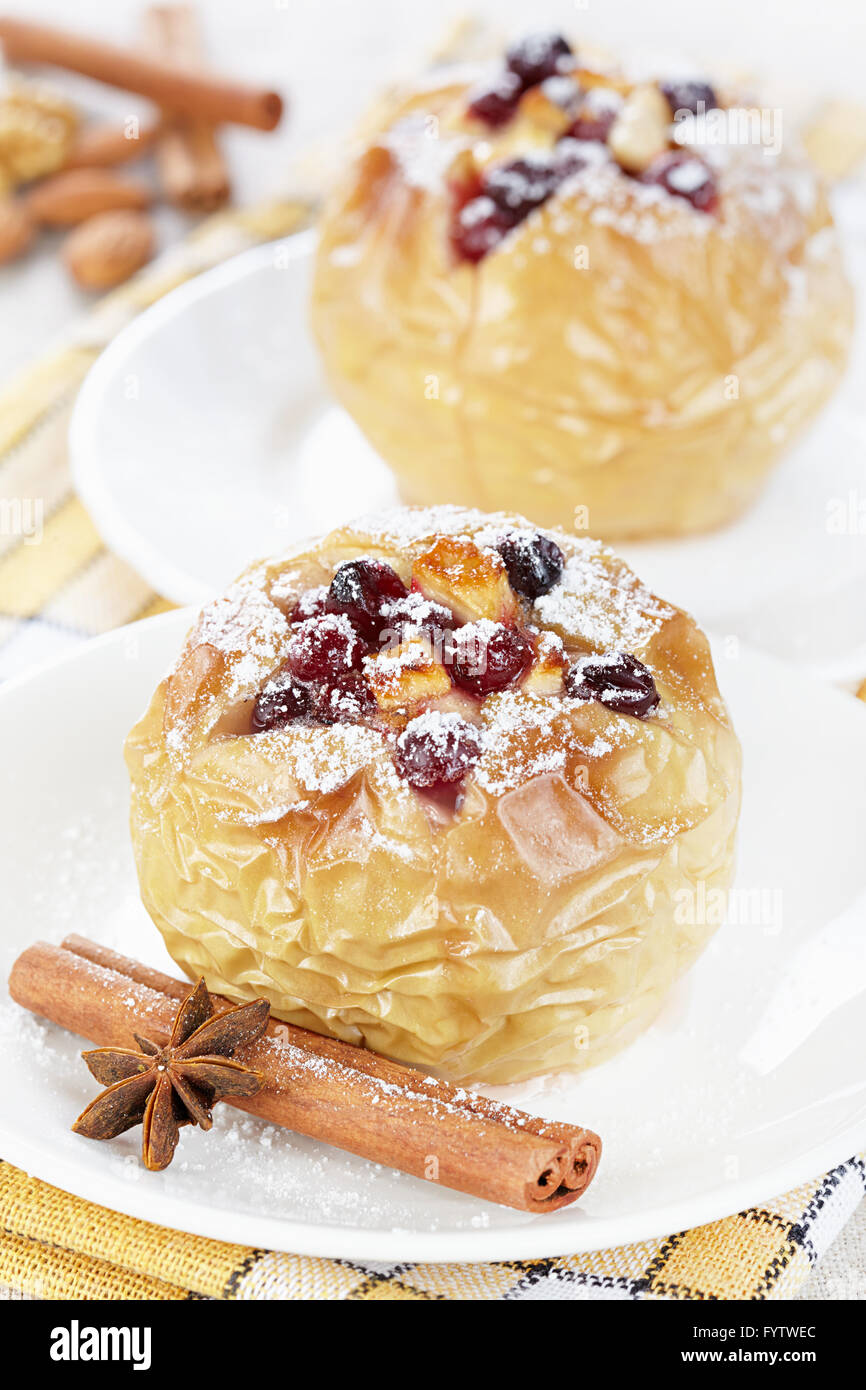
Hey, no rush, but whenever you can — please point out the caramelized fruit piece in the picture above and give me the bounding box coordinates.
[505,32,573,88]
[659,79,718,116]
[287,613,364,683]
[641,150,718,212]
[496,531,564,598]
[450,621,534,696]
[252,671,311,731]
[394,711,482,788]
[565,651,660,717]
[484,154,561,215]
[520,632,566,695]
[412,536,517,623]
[466,69,523,127]
[366,637,451,712]
[326,559,408,644]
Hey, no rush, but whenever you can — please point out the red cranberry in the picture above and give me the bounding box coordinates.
[659,80,718,117]
[483,153,559,216]
[466,68,522,127]
[497,531,564,599]
[568,88,623,143]
[326,558,408,644]
[287,613,364,683]
[505,33,573,88]
[252,671,311,732]
[290,586,329,624]
[383,593,458,650]
[641,151,718,213]
[394,712,482,788]
[565,652,660,718]
[313,672,376,725]
[453,195,515,263]
[450,622,534,696]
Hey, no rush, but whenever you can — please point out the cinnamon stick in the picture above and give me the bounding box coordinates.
[142,5,230,213]
[9,938,602,1214]
[0,17,283,131]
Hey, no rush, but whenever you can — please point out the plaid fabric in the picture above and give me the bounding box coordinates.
[0,199,864,1300]
[1,1159,864,1300]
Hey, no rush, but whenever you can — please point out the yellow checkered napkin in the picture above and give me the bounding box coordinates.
[1,1159,864,1300]
[0,199,864,1300]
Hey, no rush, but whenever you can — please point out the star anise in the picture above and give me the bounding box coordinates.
[72,978,270,1171]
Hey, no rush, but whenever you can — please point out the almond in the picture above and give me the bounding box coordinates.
[63,210,155,290]
[0,198,36,263]
[27,168,151,227]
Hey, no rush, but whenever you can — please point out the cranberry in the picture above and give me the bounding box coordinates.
[287,613,364,683]
[568,88,623,143]
[453,194,515,263]
[497,531,564,599]
[252,671,311,732]
[326,559,408,644]
[565,652,660,717]
[384,593,458,650]
[483,153,559,216]
[641,151,718,213]
[450,622,534,696]
[313,672,376,725]
[466,68,522,127]
[290,586,329,624]
[394,712,482,788]
[659,79,718,117]
[505,33,573,88]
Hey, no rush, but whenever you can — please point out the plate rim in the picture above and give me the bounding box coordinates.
[1,610,864,1262]
[68,232,317,609]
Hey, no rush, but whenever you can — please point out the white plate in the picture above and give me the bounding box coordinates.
[69,210,866,685]
[1,610,865,1262]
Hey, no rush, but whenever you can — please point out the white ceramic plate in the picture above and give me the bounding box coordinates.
[69,206,866,685]
[1,610,864,1262]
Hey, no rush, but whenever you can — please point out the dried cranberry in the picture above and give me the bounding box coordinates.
[450,622,534,696]
[659,79,718,117]
[483,153,559,216]
[394,712,482,788]
[505,33,573,88]
[466,68,522,127]
[453,195,515,263]
[497,531,564,599]
[384,593,458,650]
[326,559,408,644]
[289,586,329,624]
[568,88,623,143]
[313,672,376,725]
[565,652,660,717]
[641,151,718,213]
[252,671,311,732]
[287,613,364,683]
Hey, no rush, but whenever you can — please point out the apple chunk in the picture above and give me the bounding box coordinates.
[412,536,517,623]
[366,636,451,712]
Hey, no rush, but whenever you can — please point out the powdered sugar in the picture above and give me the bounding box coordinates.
[534,543,673,651]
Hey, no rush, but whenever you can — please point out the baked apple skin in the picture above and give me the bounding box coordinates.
[125,507,742,1084]
[310,56,852,539]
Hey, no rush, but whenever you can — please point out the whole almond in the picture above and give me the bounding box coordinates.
[63,210,155,290]
[27,168,151,227]
[0,198,37,263]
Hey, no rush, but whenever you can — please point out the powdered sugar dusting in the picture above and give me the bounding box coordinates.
[534,543,673,652]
